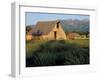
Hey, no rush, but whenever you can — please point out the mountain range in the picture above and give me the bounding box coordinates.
[26,19,89,33]
[60,19,89,33]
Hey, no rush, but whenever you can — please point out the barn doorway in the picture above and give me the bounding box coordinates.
[54,31,57,40]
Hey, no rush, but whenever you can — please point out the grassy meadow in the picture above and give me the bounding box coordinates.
[26,39,89,67]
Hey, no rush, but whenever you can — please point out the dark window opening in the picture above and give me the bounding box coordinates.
[57,22,60,29]
[54,31,57,40]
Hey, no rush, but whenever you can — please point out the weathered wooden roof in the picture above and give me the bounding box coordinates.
[28,20,60,35]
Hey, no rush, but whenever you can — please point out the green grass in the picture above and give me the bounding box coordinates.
[26,40,46,58]
[67,39,89,47]
[26,39,89,67]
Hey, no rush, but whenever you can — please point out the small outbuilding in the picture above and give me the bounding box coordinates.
[66,32,81,40]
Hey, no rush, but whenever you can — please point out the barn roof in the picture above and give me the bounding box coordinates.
[28,20,60,35]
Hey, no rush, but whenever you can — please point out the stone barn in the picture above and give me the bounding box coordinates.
[26,20,67,40]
